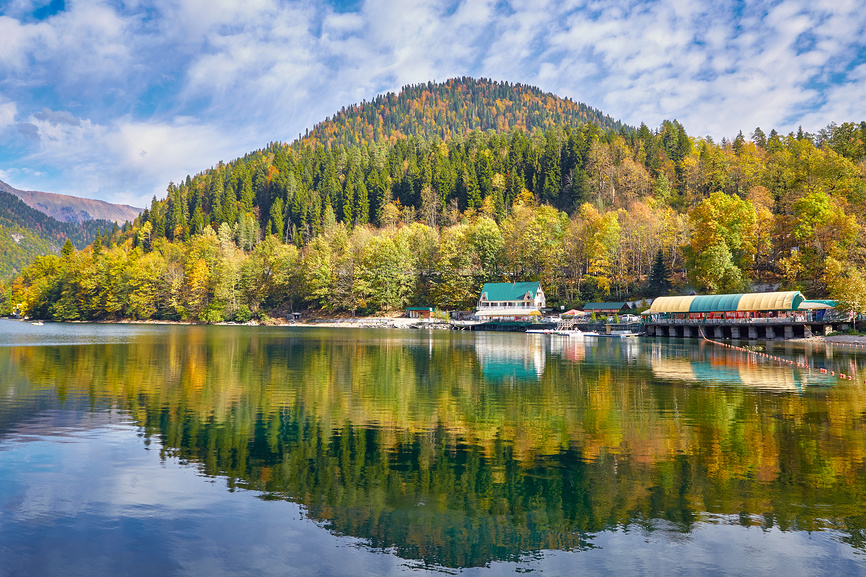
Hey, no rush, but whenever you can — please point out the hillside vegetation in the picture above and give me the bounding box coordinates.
[6,78,866,321]
[0,188,114,280]
[298,77,628,148]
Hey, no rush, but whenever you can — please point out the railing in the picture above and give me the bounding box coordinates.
[647,314,845,325]
[475,306,539,312]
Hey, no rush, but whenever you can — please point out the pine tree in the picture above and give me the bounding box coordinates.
[647,249,672,297]
[92,229,103,256]
[541,131,561,204]
[61,238,75,258]
[269,197,284,237]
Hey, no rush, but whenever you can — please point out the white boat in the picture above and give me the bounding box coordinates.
[31,321,44,326]
[592,331,639,338]
[554,329,584,337]
[526,328,556,334]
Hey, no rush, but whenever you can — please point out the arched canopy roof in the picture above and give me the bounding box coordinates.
[737,291,804,311]
[648,295,696,314]
[648,291,805,314]
[798,300,836,310]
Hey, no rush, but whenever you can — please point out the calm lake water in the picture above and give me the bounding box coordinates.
[1,320,865,576]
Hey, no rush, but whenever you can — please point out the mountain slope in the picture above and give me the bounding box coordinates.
[298,77,630,149]
[0,180,141,224]
[0,188,113,279]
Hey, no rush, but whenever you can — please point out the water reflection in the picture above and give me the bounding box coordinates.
[474,332,546,380]
[1,323,866,570]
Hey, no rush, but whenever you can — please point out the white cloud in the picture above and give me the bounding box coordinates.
[13,106,246,206]
[0,0,865,203]
[0,99,17,131]
[0,15,51,71]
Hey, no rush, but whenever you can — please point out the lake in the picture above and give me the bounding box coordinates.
[1,320,865,576]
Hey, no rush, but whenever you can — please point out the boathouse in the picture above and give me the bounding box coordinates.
[583,302,632,316]
[406,306,434,319]
[643,291,845,339]
[476,282,545,322]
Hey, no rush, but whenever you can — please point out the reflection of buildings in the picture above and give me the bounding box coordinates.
[546,335,586,363]
[543,333,643,365]
[650,357,798,390]
[474,332,546,380]
[649,348,836,390]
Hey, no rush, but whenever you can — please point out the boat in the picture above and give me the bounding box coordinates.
[31,321,44,326]
[611,330,640,337]
[554,329,584,337]
[526,328,556,334]
[583,330,639,338]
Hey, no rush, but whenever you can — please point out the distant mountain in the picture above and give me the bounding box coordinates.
[0,180,141,224]
[0,188,113,280]
[298,77,631,149]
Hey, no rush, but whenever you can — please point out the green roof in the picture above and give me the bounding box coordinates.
[583,302,630,311]
[650,291,806,314]
[479,282,541,302]
[687,294,743,313]
[801,300,836,306]
[407,306,434,311]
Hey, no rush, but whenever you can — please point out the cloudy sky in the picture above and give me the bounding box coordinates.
[0,0,864,207]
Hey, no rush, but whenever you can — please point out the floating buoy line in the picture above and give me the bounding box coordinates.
[698,328,862,382]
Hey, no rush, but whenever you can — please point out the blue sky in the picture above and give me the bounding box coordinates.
[0,0,863,207]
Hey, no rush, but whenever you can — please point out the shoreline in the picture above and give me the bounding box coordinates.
[2,315,450,330]
[3,316,865,343]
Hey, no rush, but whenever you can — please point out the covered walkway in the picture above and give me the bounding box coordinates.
[643,291,845,339]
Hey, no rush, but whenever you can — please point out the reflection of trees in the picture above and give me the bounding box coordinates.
[3,328,866,568]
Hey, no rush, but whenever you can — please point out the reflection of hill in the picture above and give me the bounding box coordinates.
[3,328,866,567]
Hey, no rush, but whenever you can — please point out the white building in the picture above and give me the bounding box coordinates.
[476,282,545,321]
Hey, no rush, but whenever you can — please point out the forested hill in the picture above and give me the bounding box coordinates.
[298,77,630,149]
[0,188,114,279]
[7,75,866,322]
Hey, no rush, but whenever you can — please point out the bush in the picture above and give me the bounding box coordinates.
[201,303,224,324]
[233,305,252,323]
